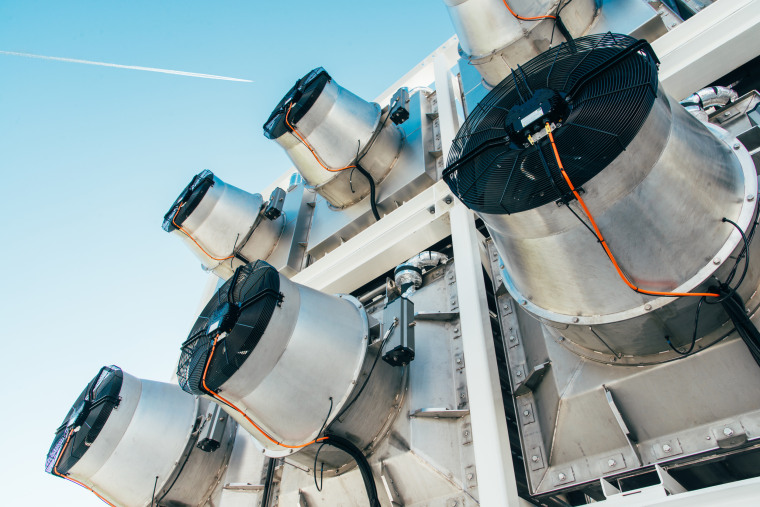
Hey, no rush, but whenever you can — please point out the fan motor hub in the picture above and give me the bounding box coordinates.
[504,88,568,147]
[207,302,240,336]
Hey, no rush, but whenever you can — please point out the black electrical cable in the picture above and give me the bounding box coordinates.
[318,434,381,507]
[313,397,333,492]
[355,164,380,221]
[666,296,705,355]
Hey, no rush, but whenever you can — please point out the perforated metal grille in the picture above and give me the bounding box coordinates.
[263,67,331,140]
[444,33,659,215]
[46,366,123,477]
[177,260,281,396]
[162,169,215,232]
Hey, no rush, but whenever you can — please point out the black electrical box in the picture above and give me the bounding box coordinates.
[382,296,415,366]
[389,87,410,125]
[264,187,286,220]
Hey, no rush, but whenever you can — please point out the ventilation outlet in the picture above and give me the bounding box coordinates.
[444,0,598,86]
[444,34,758,358]
[264,68,404,209]
[46,366,235,506]
[177,260,405,470]
[163,170,285,279]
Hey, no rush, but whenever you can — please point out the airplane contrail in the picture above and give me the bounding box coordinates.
[0,50,252,83]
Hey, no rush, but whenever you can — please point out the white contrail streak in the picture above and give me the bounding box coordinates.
[0,50,252,83]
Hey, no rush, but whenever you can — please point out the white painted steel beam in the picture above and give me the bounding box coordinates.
[451,203,521,507]
[654,0,760,100]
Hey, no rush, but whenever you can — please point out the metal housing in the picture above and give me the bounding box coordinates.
[168,172,285,279]
[66,371,236,507]
[483,91,758,358]
[444,0,599,86]
[204,272,405,470]
[271,75,404,209]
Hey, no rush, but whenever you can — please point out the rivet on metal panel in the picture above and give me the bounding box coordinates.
[461,422,473,445]
[464,465,477,488]
[529,448,545,471]
[553,468,575,486]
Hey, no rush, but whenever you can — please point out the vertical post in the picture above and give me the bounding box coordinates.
[436,43,522,507]
[451,203,522,506]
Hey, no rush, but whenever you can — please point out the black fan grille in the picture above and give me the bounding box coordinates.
[263,67,331,140]
[46,366,123,477]
[444,33,659,215]
[177,260,281,396]
[162,169,215,232]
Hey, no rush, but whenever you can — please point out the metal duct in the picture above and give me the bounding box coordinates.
[177,261,405,471]
[444,36,759,360]
[46,366,236,507]
[443,0,598,87]
[264,68,404,209]
[163,170,285,279]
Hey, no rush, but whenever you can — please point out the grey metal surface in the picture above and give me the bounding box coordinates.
[272,75,404,209]
[305,90,439,260]
[67,372,235,507]
[487,238,760,497]
[482,91,758,357]
[170,172,285,279]
[443,0,599,87]
[277,262,481,506]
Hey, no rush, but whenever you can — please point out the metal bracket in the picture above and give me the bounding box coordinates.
[411,408,470,418]
[381,462,404,506]
[514,361,551,396]
[603,385,642,467]
[415,311,460,321]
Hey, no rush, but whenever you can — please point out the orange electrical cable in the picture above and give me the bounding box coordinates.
[545,123,719,298]
[172,203,235,262]
[53,431,117,507]
[284,102,355,173]
[503,0,556,21]
[201,334,328,449]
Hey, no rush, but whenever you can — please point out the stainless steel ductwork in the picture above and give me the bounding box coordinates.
[163,170,285,279]
[177,261,405,471]
[443,0,598,87]
[444,34,759,361]
[264,68,404,209]
[46,366,236,507]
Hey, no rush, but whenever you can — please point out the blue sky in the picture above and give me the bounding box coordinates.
[0,1,454,504]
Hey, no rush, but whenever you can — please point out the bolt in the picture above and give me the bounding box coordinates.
[521,300,528,306]
[734,143,741,150]
[663,444,672,453]
[464,430,470,436]
[725,111,732,116]
[531,455,539,463]
[467,473,474,480]
[749,195,755,202]
[523,410,530,416]
[645,304,652,311]
[444,196,453,204]
[428,206,436,214]
[454,328,460,333]
[456,358,462,364]
[572,317,579,323]
[503,304,510,310]
[713,257,721,265]
[497,276,502,283]
[509,335,516,342]
[461,392,466,398]
[558,473,567,481]
[724,427,734,437]
[516,370,523,377]
[608,459,617,468]
[706,436,712,440]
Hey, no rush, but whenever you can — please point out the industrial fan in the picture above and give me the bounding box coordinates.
[263,67,331,141]
[163,169,215,233]
[45,366,123,477]
[443,33,659,214]
[177,260,281,396]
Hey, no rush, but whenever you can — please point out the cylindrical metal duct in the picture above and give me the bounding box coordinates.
[163,170,285,279]
[443,0,598,87]
[46,366,236,507]
[264,68,404,208]
[177,261,404,471]
[443,35,759,360]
